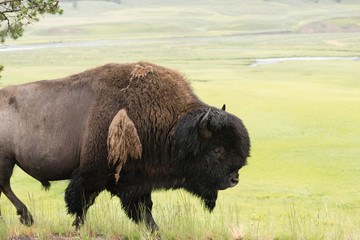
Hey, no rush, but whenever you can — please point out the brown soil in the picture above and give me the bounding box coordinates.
[7,233,116,240]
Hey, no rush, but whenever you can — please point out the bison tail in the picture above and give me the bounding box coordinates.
[41,181,51,191]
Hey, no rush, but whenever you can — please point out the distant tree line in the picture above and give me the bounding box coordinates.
[0,0,63,43]
[264,0,342,2]
[61,0,121,8]
[305,0,341,2]
[0,0,63,79]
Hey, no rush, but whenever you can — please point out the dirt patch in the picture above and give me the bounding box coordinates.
[7,233,115,240]
[298,21,360,34]
[325,40,347,47]
[49,28,84,35]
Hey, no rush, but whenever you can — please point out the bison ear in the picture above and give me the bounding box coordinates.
[107,109,142,183]
[221,104,226,111]
[198,108,212,139]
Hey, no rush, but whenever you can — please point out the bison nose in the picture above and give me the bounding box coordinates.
[229,172,239,187]
[230,176,239,187]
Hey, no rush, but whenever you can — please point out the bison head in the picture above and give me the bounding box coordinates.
[174,106,250,211]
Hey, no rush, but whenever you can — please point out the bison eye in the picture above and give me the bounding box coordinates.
[211,147,223,159]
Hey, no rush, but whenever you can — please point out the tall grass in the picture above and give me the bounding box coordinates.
[1,188,359,239]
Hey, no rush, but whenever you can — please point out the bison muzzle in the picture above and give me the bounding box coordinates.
[0,62,250,231]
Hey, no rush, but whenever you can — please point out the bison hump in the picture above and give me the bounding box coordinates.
[130,64,153,81]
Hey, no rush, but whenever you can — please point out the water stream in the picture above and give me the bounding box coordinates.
[250,56,360,67]
[1,40,359,66]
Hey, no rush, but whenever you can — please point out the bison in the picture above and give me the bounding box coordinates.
[0,62,250,231]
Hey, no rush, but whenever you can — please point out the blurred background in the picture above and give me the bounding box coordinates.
[0,0,359,239]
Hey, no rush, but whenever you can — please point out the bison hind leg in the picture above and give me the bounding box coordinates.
[0,157,34,226]
[1,181,34,226]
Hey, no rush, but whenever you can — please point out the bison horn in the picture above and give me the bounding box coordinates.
[221,104,226,111]
[199,108,212,139]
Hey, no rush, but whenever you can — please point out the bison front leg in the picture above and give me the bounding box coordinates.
[121,193,159,232]
[65,169,105,230]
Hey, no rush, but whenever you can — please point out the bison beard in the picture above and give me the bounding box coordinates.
[0,62,250,232]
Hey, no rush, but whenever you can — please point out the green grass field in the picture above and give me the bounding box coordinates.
[1,0,360,239]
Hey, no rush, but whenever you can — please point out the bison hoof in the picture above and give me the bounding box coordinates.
[150,222,159,233]
[72,216,84,230]
[19,211,34,226]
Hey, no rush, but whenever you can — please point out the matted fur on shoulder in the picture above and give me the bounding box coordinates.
[107,109,142,183]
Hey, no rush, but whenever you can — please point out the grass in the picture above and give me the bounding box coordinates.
[1,0,360,239]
